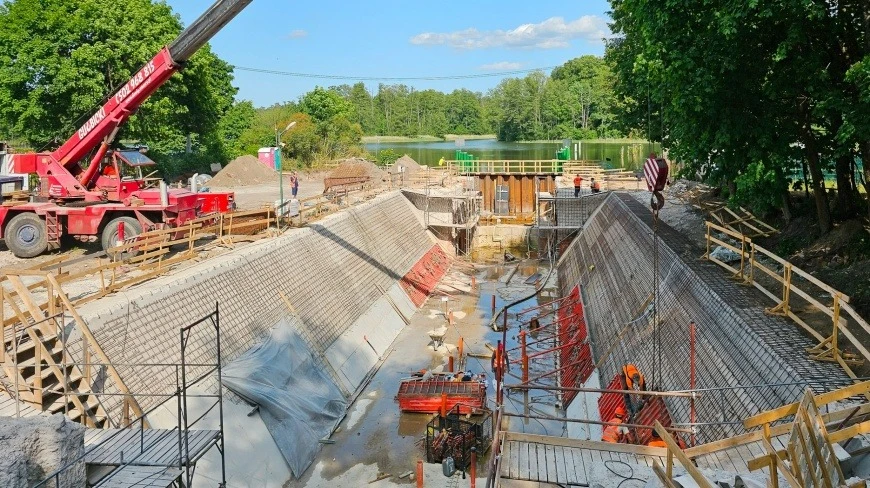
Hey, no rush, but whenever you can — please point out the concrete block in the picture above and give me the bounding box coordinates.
[0,415,85,488]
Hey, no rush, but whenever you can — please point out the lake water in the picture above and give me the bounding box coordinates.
[363,139,661,171]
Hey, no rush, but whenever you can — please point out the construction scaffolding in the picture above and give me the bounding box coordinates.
[31,306,227,488]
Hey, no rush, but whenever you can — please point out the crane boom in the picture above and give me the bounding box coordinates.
[50,0,254,177]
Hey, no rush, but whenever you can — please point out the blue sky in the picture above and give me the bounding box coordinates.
[167,0,613,107]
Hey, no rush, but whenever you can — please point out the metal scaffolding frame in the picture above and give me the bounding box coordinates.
[30,305,227,488]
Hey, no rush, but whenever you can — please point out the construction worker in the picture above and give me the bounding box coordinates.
[621,364,647,416]
[601,406,629,443]
[573,174,584,197]
[622,364,646,391]
[590,178,601,193]
[647,430,667,448]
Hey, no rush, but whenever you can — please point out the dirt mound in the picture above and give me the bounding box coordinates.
[324,158,386,192]
[391,155,422,177]
[208,155,278,188]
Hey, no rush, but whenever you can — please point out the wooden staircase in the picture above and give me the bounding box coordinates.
[1,273,142,427]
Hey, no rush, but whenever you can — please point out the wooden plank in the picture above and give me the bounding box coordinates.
[762,438,803,487]
[503,431,668,457]
[565,446,582,485]
[46,274,144,421]
[527,439,538,481]
[555,446,569,484]
[507,440,517,479]
[518,441,530,480]
[654,421,715,488]
[743,382,870,428]
[536,443,548,482]
[829,420,870,444]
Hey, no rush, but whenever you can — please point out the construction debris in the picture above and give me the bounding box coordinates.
[208,155,278,187]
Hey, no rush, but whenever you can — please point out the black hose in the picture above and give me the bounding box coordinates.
[604,459,647,488]
[488,232,557,331]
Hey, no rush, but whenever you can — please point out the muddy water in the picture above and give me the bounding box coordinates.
[469,249,568,439]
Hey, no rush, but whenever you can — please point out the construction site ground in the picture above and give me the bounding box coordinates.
[294,248,559,487]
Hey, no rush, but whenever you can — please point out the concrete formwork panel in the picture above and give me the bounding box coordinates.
[557,193,848,442]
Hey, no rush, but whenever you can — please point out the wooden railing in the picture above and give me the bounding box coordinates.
[652,381,870,487]
[1,273,144,427]
[703,221,870,379]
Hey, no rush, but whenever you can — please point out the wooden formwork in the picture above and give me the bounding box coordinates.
[650,381,870,488]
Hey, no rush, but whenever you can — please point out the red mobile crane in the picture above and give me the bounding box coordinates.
[0,0,254,258]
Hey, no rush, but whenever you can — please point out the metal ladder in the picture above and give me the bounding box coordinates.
[44,211,60,250]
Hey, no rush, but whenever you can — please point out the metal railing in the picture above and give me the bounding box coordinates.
[33,306,226,488]
[448,160,566,175]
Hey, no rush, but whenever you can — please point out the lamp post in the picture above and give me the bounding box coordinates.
[275,121,297,229]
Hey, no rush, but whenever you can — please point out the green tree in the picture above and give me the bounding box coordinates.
[300,86,353,124]
[0,0,236,174]
[607,0,869,230]
[217,100,256,159]
[282,113,319,167]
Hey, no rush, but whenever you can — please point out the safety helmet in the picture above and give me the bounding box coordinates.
[614,406,627,418]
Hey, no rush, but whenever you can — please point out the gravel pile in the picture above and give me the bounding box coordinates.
[209,155,278,187]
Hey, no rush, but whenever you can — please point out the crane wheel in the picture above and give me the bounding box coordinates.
[5,212,49,258]
[101,216,142,259]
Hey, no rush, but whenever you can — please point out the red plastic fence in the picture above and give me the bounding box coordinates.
[557,285,594,407]
[598,375,675,445]
[400,245,451,307]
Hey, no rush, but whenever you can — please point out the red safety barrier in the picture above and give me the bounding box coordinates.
[557,285,594,407]
[598,375,676,446]
[400,245,451,307]
[631,396,674,445]
[598,375,628,425]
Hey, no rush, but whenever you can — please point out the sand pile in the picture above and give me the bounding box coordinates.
[323,158,387,191]
[209,155,278,187]
[391,155,422,177]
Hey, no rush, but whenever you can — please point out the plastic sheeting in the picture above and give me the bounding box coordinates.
[222,317,347,479]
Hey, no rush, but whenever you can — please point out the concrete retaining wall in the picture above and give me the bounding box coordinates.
[73,191,437,415]
[472,224,531,249]
[557,193,848,441]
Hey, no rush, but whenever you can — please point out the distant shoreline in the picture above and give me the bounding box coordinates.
[362,135,652,144]
[361,134,497,143]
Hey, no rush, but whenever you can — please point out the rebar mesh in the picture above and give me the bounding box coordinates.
[557,193,850,442]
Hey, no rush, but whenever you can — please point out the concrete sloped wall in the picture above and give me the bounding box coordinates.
[74,191,436,415]
[557,193,848,441]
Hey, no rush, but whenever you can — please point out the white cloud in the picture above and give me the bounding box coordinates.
[286,29,307,39]
[479,61,523,71]
[410,15,609,50]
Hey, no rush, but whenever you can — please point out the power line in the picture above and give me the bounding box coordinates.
[231,65,558,81]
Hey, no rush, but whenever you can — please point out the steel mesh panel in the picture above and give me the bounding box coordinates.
[556,193,849,442]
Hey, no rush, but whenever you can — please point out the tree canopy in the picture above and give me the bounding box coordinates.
[607,0,869,230]
[0,0,239,176]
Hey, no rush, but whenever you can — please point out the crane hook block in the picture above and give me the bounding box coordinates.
[651,191,665,211]
[643,153,669,193]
